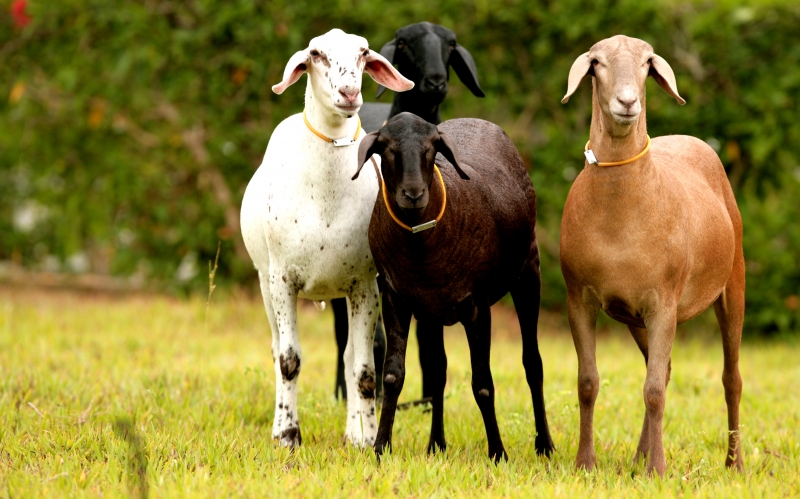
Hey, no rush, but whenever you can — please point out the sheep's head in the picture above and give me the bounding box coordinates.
[561,35,685,134]
[376,22,485,102]
[272,29,414,118]
[353,113,469,218]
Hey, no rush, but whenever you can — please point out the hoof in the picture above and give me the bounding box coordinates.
[535,434,555,458]
[490,448,508,464]
[726,455,745,473]
[575,453,596,471]
[275,426,302,448]
[426,440,447,455]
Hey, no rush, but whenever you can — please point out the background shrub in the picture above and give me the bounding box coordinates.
[1,0,799,334]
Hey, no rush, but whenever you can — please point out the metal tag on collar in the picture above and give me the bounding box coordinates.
[332,137,356,147]
[584,149,598,165]
[411,220,437,233]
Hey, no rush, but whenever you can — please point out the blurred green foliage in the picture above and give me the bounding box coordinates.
[1,0,799,334]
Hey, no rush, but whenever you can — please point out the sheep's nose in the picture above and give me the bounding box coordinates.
[339,89,360,103]
[422,76,446,92]
[616,95,637,110]
[402,189,424,205]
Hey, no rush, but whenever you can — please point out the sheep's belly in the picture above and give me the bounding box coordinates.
[266,213,376,297]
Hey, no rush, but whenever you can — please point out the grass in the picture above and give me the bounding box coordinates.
[0,286,798,498]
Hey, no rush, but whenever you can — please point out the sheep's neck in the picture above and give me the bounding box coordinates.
[587,79,649,164]
[581,81,659,223]
[389,91,443,124]
[385,173,446,234]
[304,80,360,140]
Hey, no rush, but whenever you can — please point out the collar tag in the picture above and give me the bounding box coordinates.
[584,149,598,165]
[411,220,437,233]
[332,137,356,147]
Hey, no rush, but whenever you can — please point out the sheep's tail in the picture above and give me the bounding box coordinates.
[313,300,326,311]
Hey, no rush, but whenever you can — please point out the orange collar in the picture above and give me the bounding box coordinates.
[584,135,651,167]
[303,109,361,146]
[379,165,447,233]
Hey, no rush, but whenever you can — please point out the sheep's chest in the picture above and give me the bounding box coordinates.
[248,120,381,297]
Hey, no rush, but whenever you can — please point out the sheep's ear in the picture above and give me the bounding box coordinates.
[435,129,469,180]
[449,44,485,98]
[650,54,686,105]
[353,131,381,180]
[561,51,592,104]
[272,49,310,95]
[375,39,397,99]
[365,49,414,93]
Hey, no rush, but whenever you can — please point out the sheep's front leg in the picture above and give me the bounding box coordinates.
[463,304,507,463]
[567,288,600,471]
[343,278,380,447]
[267,269,303,447]
[374,287,412,458]
[642,306,677,476]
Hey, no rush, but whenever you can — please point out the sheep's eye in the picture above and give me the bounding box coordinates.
[591,59,599,65]
[397,39,405,48]
[362,49,369,57]
[449,40,456,47]
[310,50,320,57]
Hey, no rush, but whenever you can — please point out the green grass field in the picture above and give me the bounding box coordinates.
[1,287,798,498]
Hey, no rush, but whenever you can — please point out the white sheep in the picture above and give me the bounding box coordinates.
[239,29,413,447]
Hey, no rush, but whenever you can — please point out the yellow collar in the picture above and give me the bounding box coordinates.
[303,109,361,146]
[584,135,651,167]
[380,165,447,233]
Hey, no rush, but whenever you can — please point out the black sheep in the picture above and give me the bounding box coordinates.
[332,22,485,402]
[353,113,554,462]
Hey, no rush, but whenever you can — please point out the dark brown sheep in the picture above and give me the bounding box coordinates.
[352,112,554,462]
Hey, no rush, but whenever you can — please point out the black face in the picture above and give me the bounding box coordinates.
[392,22,457,101]
[354,112,469,219]
[373,115,439,215]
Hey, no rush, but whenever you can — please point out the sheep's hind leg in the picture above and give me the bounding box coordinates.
[418,321,447,454]
[343,279,380,447]
[510,260,554,457]
[463,304,507,463]
[332,298,349,400]
[714,259,745,472]
[374,288,412,458]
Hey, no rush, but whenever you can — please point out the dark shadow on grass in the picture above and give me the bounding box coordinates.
[113,418,149,499]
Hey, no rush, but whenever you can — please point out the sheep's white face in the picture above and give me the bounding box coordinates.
[306,30,370,118]
[272,29,414,119]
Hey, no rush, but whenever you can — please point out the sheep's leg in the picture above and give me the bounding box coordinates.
[567,289,600,471]
[713,259,745,472]
[334,298,387,401]
[417,320,437,399]
[332,298,349,400]
[373,318,387,400]
[628,325,650,463]
[628,325,673,466]
[511,261,555,457]
[418,321,447,454]
[256,271,286,441]
[374,288,412,458]
[343,279,380,447]
[641,307,677,476]
[266,270,303,447]
[463,304,507,463]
